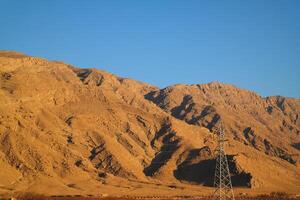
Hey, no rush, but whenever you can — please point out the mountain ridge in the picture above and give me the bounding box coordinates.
[0,51,299,197]
[2,50,297,99]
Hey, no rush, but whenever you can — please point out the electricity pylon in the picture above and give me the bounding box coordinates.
[213,123,235,200]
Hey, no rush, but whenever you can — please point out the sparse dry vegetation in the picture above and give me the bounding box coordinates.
[6,192,300,200]
[11,192,48,200]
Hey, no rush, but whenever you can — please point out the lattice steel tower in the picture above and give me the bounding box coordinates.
[213,123,235,200]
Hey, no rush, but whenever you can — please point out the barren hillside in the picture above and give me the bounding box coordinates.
[0,51,299,197]
[146,83,300,164]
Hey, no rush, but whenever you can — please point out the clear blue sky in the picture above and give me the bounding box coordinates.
[1,0,299,98]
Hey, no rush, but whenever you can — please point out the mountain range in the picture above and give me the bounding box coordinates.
[0,51,299,197]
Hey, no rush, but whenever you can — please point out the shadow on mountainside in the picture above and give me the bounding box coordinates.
[174,155,252,187]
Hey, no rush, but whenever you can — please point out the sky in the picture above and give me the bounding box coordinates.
[1,0,300,98]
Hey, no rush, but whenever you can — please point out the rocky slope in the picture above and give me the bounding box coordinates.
[0,51,299,197]
[145,83,300,164]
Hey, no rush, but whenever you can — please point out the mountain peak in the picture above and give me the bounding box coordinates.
[0,51,299,196]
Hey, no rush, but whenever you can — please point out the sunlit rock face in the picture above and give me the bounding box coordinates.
[0,51,299,196]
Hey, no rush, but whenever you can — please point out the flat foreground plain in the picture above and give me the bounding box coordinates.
[5,192,300,200]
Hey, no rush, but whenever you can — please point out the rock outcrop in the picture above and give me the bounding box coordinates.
[0,51,299,196]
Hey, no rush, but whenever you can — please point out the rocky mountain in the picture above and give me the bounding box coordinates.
[145,83,300,165]
[0,51,299,197]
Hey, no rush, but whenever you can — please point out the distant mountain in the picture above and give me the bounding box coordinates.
[0,51,299,197]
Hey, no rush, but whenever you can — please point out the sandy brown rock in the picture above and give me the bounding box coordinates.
[0,51,299,197]
[146,82,300,163]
